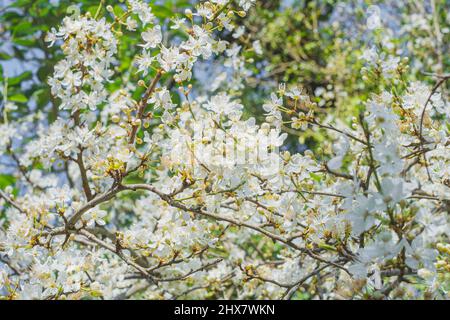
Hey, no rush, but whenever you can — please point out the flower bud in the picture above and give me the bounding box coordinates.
[237,11,247,17]
[111,115,120,123]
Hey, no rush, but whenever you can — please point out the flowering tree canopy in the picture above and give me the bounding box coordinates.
[0,0,449,300]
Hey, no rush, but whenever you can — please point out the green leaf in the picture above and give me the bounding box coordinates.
[151,5,173,19]
[113,4,126,16]
[8,71,32,85]
[9,93,28,103]
[89,290,103,298]
[13,37,36,47]
[0,174,15,189]
[86,5,101,17]
[309,172,322,182]
[0,52,13,60]
[12,21,34,36]
[34,88,50,108]
[318,243,337,251]
[10,0,33,8]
